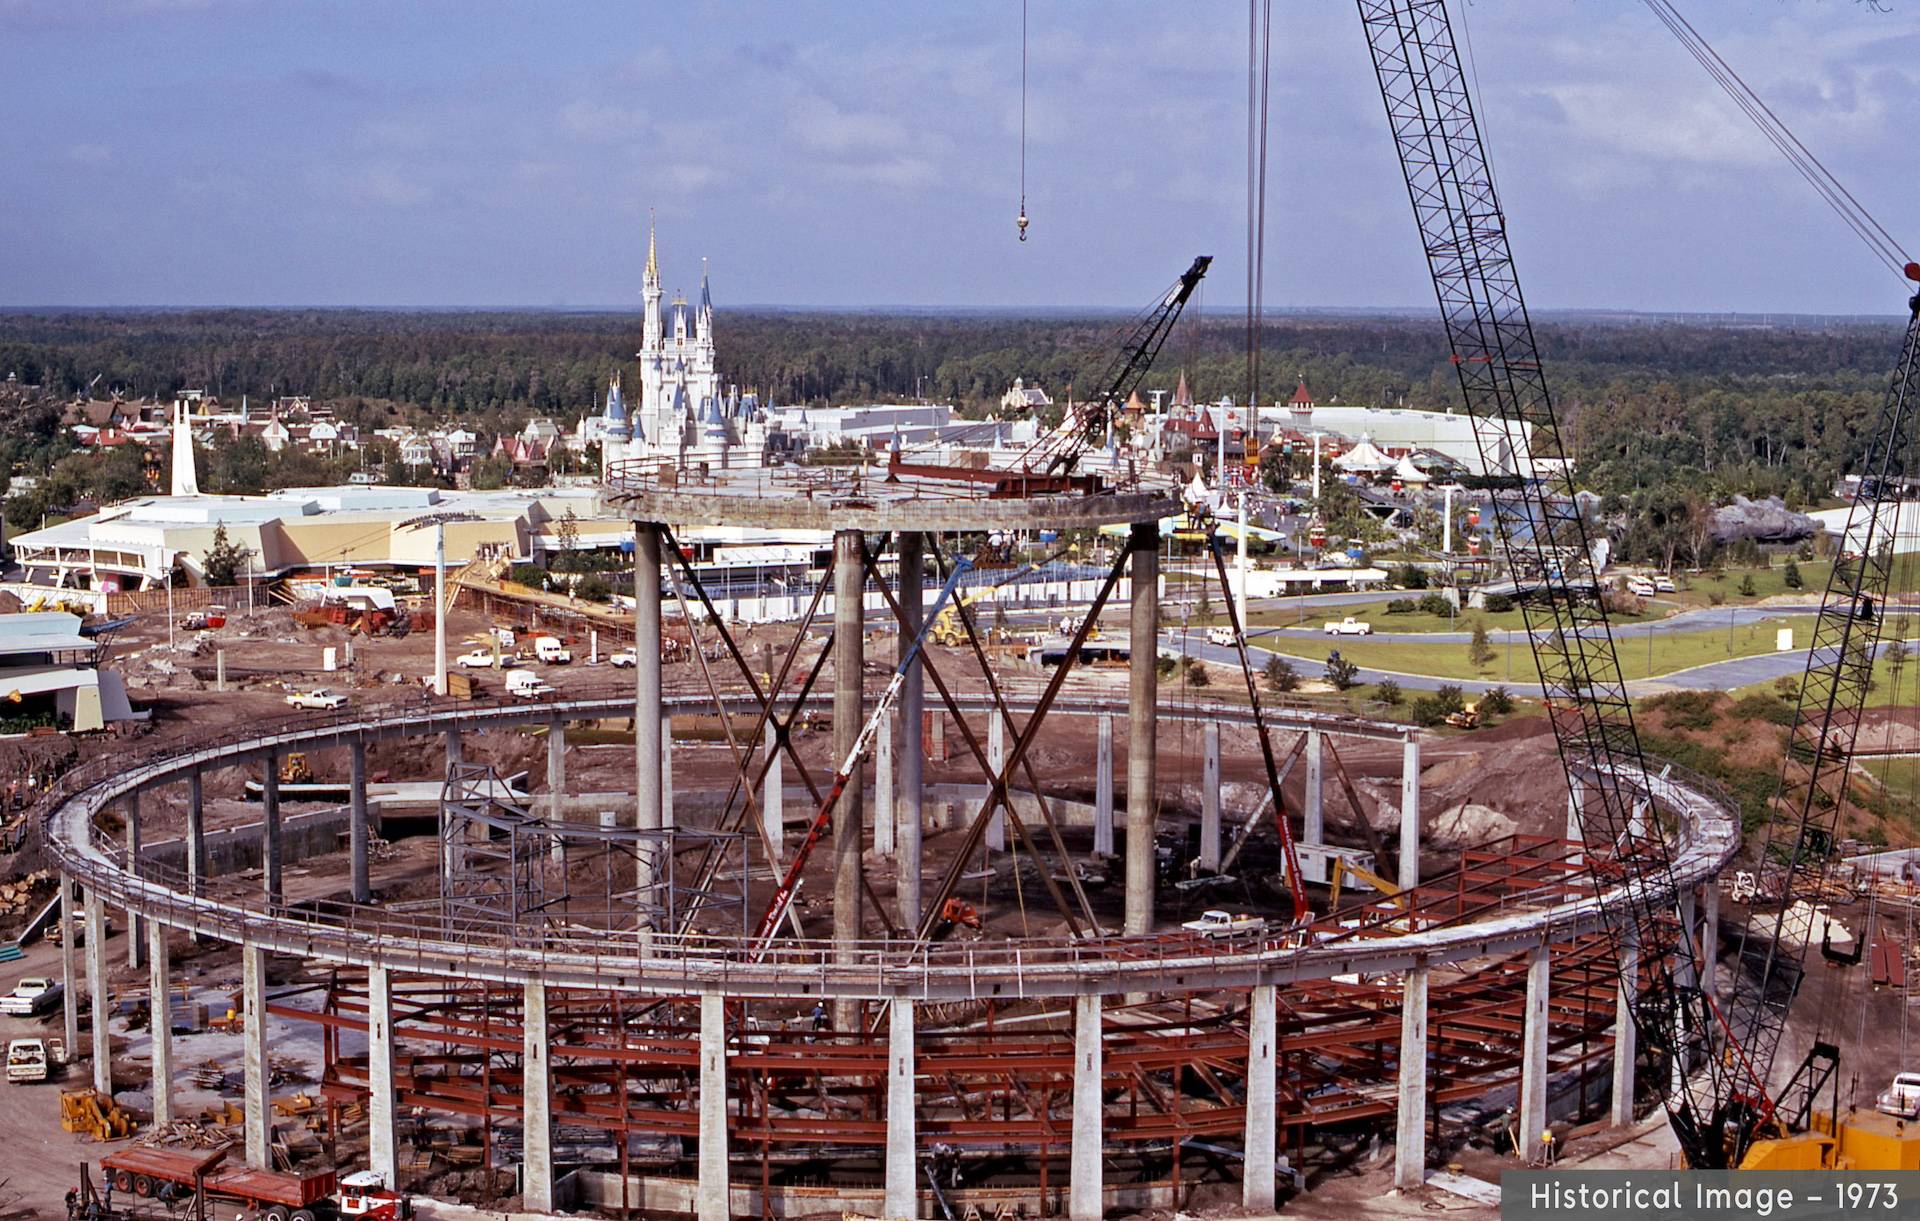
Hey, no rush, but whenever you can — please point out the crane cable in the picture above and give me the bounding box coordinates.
[1246,0,1274,414]
[1642,0,1917,285]
[1017,0,1029,242]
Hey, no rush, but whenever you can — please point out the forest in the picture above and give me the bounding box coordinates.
[0,305,1909,517]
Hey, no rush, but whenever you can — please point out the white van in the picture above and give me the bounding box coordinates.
[533,636,572,664]
[505,669,554,700]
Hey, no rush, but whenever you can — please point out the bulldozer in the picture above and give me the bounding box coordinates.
[61,1089,134,1141]
[1443,699,1481,730]
[277,754,315,785]
[928,588,992,648]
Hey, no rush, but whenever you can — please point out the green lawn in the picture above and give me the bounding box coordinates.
[1250,618,1797,682]
[1860,757,1920,800]
[1234,598,1659,634]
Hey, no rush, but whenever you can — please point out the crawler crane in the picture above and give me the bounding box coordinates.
[1359,0,1920,1170]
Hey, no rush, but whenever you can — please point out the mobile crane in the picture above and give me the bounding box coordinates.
[1359,0,1920,1170]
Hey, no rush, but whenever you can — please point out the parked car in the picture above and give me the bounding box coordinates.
[1654,575,1677,593]
[1626,577,1657,598]
[6,1038,49,1083]
[1323,617,1373,636]
[0,976,63,1017]
[284,688,347,711]
[456,648,496,669]
[1205,626,1238,647]
[533,636,572,664]
[608,649,637,668]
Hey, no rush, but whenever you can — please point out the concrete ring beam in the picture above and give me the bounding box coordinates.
[40,696,1739,1002]
[605,478,1181,533]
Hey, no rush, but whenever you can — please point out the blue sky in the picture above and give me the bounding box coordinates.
[2,1,1915,313]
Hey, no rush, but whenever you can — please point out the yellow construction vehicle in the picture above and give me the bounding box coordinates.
[60,1089,134,1141]
[277,753,315,785]
[1443,700,1481,730]
[1326,855,1411,918]
[928,589,991,647]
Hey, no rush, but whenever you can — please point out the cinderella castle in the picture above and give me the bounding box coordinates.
[586,223,769,471]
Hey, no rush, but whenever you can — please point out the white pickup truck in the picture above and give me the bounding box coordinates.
[284,688,348,711]
[6,1038,49,1084]
[1323,617,1373,636]
[0,976,63,1017]
[1205,627,1238,647]
[1181,910,1267,939]
[506,670,554,700]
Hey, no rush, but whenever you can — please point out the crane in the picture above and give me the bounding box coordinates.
[1359,0,1920,1170]
[884,255,1211,495]
[1358,0,1727,1168]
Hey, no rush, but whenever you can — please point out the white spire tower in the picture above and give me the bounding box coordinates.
[170,402,199,497]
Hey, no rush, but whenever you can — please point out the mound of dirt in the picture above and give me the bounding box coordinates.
[1420,732,1572,845]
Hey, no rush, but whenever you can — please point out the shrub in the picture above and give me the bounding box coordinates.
[1730,693,1794,725]
[1738,574,1758,597]
[1646,689,1718,731]
[1409,696,1450,728]
[509,563,548,589]
[1416,592,1453,617]
[576,574,613,603]
[1263,655,1300,693]
[1467,620,1494,670]
[1708,591,1726,607]
[1481,686,1514,715]
[1432,683,1467,714]
[1782,560,1803,589]
[1184,657,1210,687]
[1385,598,1418,615]
[1483,592,1514,614]
[1325,654,1361,691]
[1374,678,1403,706]
[1395,562,1429,590]
[1155,655,1179,679]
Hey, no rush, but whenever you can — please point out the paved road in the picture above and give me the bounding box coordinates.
[1251,602,1823,645]
[1165,630,1920,699]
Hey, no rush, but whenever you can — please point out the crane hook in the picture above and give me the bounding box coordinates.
[1017,206,1029,242]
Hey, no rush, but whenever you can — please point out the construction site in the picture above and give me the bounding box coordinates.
[7,3,1920,1221]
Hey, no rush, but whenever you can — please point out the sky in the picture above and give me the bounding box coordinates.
[1,0,1916,315]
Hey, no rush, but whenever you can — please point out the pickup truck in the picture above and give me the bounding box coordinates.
[608,649,637,668]
[1205,627,1238,647]
[284,688,348,711]
[1181,910,1266,939]
[0,976,63,1016]
[1323,617,1373,636]
[1625,577,1657,598]
[6,1038,48,1083]
[505,670,554,700]
[455,648,496,669]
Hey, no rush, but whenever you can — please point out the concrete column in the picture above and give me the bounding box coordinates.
[762,721,784,859]
[262,752,282,907]
[1566,781,1586,868]
[1399,733,1421,892]
[897,531,926,930]
[662,716,675,831]
[1699,882,1720,997]
[885,998,917,1220]
[242,944,270,1169]
[350,740,371,904]
[985,713,1006,853]
[1124,521,1159,937]
[1304,729,1325,846]
[124,791,142,968]
[1200,723,1222,872]
[443,728,461,771]
[366,965,398,1188]
[875,711,896,858]
[697,993,728,1221]
[59,879,79,1054]
[1612,928,1639,1127]
[1069,994,1104,1221]
[1243,985,1277,1210]
[186,770,205,899]
[1094,714,1115,857]
[148,921,173,1125]
[1394,962,1429,1190]
[635,524,663,910]
[522,979,553,1211]
[1519,943,1551,1160]
[85,889,108,1096]
[545,718,566,818]
[832,528,866,1028]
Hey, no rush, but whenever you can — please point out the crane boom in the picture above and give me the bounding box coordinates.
[1356,0,1728,1166]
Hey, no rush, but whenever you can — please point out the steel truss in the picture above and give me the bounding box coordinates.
[1357,0,1723,1164]
[438,760,747,939]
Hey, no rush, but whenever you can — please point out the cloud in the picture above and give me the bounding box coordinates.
[559,99,649,144]
[347,166,430,208]
[787,93,908,155]
[65,143,111,166]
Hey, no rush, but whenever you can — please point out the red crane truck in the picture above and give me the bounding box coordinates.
[95,1147,410,1221]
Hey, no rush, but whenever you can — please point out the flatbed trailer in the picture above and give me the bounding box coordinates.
[100,1146,338,1219]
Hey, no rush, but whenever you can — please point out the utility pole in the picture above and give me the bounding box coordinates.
[434,521,448,696]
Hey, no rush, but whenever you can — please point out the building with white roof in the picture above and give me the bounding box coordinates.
[1258,380,1540,478]
[0,611,142,733]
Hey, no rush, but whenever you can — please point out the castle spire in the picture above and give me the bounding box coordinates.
[645,210,659,283]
